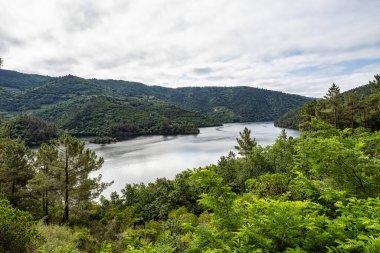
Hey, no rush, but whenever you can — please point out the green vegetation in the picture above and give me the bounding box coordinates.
[274,107,301,129]
[298,75,380,131]
[0,69,311,142]
[276,75,380,131]
[34,96,215,138]
[234,127,257,156]
[0,199,43,252]
[90,136,118,144]
[3,114,380,252]
[2,70,380,252]
[158,86,312,122]
[9,114,58,146]
[0,69,50,91]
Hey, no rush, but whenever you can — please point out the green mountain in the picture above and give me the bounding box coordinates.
[0,69,51,90]
[149,86,309,122]
[346,83,372,97]
[35,96,219,137]
[89,79,312,122]
[0,69,312,139]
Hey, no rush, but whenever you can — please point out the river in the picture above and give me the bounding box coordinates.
[86,122,299,197]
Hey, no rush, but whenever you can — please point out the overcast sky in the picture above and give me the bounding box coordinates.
[1,0,379,97]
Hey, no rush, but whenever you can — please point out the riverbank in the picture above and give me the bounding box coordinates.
[88,122,299,197]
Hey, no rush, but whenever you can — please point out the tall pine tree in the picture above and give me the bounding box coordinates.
[56,134,109,222]
[324,83,342,128]
[235,127,257,157]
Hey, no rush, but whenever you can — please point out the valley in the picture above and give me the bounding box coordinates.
[0,69,311,144]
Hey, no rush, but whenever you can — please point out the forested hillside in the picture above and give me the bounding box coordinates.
[153,86,311,122]
[0,69,51,90]
[0,69,311,141]
[275,75,380,130]
[1,75,380,252]
[274,107,301,129]
[35,96,219,137]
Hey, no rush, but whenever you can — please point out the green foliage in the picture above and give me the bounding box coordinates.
[235,127,257,157]
[0,137,34,208]
[216,131,295,193]
[55,133,110,222]
[27,134,111,224]
[192,169,237,230]
[274,107,301,130]
[3,121,380,252]
[36,96,214,137]
[247,173,291,198]
[281,75,380,132]
[38,225,99,253]
[162,86,311,122]
[296,130,380,197]
[97,241,113,253]
[9,114,58,146]
[327,198,380,252]
[116,170,203,222]
[0,69,50,90]
[231,195,330,252]
[266,129,296,173]
[38,224,82,253]
[322,83,343,129]
[29,142,59,221]
[369,74,380,94]
[3,73,380,252]
[0,69,311,139]
[0,199,44,252]
[89,136,117,144]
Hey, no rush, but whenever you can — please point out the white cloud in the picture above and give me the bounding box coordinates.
[0,0,379,97]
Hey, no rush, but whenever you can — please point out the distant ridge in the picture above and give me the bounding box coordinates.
[0,69,312,138]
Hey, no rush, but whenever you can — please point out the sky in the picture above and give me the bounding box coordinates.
[0,0,379,97]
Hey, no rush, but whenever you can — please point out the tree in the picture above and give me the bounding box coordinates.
[299,100,319,132]
[344,91,360,129]
[29,143,59,222]
[296,130,380,196]
[370,74,380,94]
[0,119,11,138]
[54,134,109,222]
[324,83,342,128]
[10,115,58,147]
[266,129,295,174]
[0,138,34,207]
[235,127,257,156]
[192,169,237,230]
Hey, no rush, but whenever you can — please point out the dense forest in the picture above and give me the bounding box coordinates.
[0,69,311,145]
[275,75,380,131]
[1,75,380,252]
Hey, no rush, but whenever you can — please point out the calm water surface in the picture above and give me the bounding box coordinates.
[87,122,299,196]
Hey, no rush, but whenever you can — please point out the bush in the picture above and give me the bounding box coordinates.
[0,199,44,253]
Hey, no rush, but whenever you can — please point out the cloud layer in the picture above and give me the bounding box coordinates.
[1,0,379,97]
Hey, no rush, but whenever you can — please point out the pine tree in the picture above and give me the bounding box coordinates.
[345,92,360,129]
[299,100,319,132]
[235,127,257,157]
[29,143,59,222]
[0,138,34,207]
[324,83,342,128]
[53,134,109,222]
